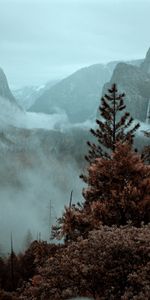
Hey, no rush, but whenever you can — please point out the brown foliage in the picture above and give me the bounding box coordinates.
[0,290,18,300]
[0,85,149,299]
[18,225,150,300]
[0,241,59,293]
[54,143,150,243]
[82,143,150,226]
[142,130,150,164]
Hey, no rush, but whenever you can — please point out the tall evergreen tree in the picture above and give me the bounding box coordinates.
[85,83,140,163]
[52,84,149,242]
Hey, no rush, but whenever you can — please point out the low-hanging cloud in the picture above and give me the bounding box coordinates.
[0,96,149,254]
[0,154,84,253]
[0,96,87,253]
[0,96,96,131]
[0,96,69,130]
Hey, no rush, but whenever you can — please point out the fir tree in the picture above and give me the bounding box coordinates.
[85,83,140,163]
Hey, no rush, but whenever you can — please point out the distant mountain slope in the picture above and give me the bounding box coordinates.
[29,63,116,122]
[13,80,59,109]
[29,59,143,123]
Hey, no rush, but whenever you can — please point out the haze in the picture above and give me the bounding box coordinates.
[0,0,150,88]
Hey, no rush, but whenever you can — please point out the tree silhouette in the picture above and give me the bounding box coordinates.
[84,83,140,163]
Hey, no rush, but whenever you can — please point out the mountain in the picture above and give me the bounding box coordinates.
[0,68,24,129]
[0,61,149,252]
[0,67,20,106]
[101,51,150,123]
[140,47,150,74]
[29,63,116,123]
[0,70,149,252]
[13,80,59,110]
[29,60,143,123]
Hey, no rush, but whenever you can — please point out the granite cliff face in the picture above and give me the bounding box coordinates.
[101,49,150,123]
[0,67,19,106]
[102,63,150,122]
[140,48,150,74]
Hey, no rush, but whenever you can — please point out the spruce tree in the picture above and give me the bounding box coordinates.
[85,83,140,163]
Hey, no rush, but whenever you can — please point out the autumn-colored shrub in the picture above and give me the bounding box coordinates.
[18,225,150,300]
[0,241,61,294]
[142,130,150,164]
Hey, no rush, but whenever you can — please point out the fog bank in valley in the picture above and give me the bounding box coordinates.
[0,96,149,254]
[0,97,89,253]
[0,153,83,254]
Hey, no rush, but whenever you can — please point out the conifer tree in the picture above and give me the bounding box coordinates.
[79,84,149,226]
[52,84,149,242]
[85,83,140,163]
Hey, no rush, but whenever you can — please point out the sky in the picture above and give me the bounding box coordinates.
[0,0,150,88]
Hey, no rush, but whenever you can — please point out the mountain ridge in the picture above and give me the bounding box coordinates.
[29,59,143,123]
[101,51,150,122]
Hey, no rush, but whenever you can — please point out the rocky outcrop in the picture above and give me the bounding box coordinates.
[0,67,19,105]
[101,60,150,122]
[140,48,150,74]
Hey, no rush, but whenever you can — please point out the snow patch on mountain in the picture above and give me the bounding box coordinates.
[13,80,59,109]
[0,96,69,130]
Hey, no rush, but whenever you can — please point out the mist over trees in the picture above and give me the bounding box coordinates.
[0,83,149,299]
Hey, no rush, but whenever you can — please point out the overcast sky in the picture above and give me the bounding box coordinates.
[0,0,150,88]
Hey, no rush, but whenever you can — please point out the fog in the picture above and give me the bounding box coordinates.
[1,0,150,88]
[0,92,149,254]
[0,153,83,253]
[0,97,90,253]
[0,96,95,131]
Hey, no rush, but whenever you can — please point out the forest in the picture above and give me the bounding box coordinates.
[0,84,149,300]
